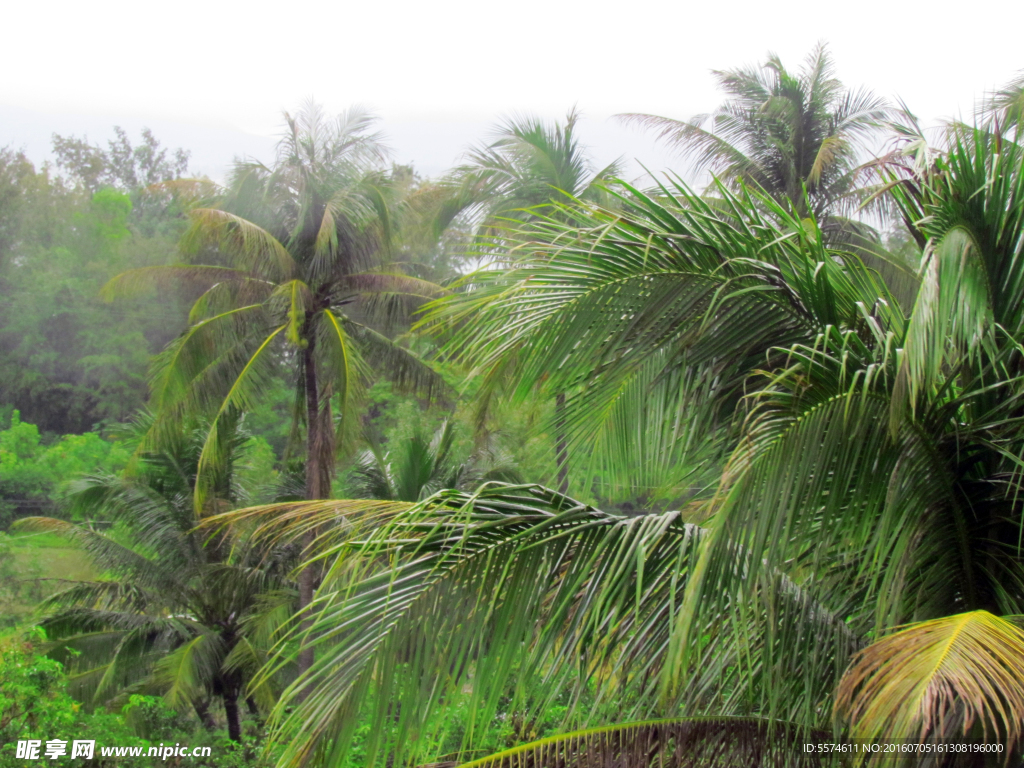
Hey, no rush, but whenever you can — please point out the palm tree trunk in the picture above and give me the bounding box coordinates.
[298,337,332,677]
[299,342,325,679]
[222,684,242,743]
[193,697,216,732]
[555,392,569,495]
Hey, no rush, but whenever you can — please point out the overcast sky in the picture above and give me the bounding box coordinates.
[2,0,1022,180]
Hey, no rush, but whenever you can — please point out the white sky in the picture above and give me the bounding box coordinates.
[2,0,1022,180]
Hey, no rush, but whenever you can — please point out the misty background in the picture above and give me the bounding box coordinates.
[4,0,1022,183]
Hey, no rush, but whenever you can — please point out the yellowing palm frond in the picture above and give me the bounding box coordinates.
[835,611,1024,747]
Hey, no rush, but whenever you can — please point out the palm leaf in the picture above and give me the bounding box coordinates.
[182,208,296,281]
[153,632,227,708]
[195,325,287,511]
[835,611,1024,748]
[256,484,860,768]
[457,718,828,768]
[100,265,254,301]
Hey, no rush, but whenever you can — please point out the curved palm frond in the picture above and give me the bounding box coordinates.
[836,611,1024,748]
[100,264,255,301]
[457,718,828,768]
[182,208,296,281]
[250,483,864,768]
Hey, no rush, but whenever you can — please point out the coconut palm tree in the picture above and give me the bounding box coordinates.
[236,127,1024,767]
[437,109,624,493]
[622,43,891,221]
[445,108,622,241]
[104,103,447,674]
[15,414,295,743]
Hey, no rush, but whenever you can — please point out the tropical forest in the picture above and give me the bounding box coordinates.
[4,45,1024,767]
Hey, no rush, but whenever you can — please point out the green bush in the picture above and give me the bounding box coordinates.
[0,411,130,525]
[0,633,276,767]
[0,631,145,767]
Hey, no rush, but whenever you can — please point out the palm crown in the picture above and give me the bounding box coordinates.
[443,108,623,249]
[624,43,893,218]
[108,103,445,506]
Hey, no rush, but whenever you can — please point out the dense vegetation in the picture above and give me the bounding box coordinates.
[3,46,1024,767]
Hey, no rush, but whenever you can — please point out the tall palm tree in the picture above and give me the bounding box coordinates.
[104,103,446,674]
[622,43,892,220]
[240,128,1024,767]
[446,108,622,240]
[15,415,294,743]
[438,109,623,493]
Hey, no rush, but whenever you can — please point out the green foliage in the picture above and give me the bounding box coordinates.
[0,411,130,522]
[0,133,192,433]
[13,64,1024,768]
[0,635,277,767]
[15,416,297,742]
[121,695,195,741]
[0,631,147,768]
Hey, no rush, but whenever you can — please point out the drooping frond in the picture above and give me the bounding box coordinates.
[250,483,864,768]
[148,304,270,416]
[199,498,412,551]
[100,265,256,301]
[182,208,296,281]
[835,611,1024,748]
[194,326,286,511]
[456,718,829,768]
[332,271,447,300]
[153,632,227,708]
[343,316,449,402]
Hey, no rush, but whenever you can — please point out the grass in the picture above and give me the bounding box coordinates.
[1,530,99,627]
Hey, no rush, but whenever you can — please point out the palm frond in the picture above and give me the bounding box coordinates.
[195,326,286,511]
[182,208,296,281]
[153,632,227,708]
[100,265,254,301]
[457,718,828,768]
[344,317,449,401]
[198,498,411,551]
[836,611,1024,748]
[256,484,858,767]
